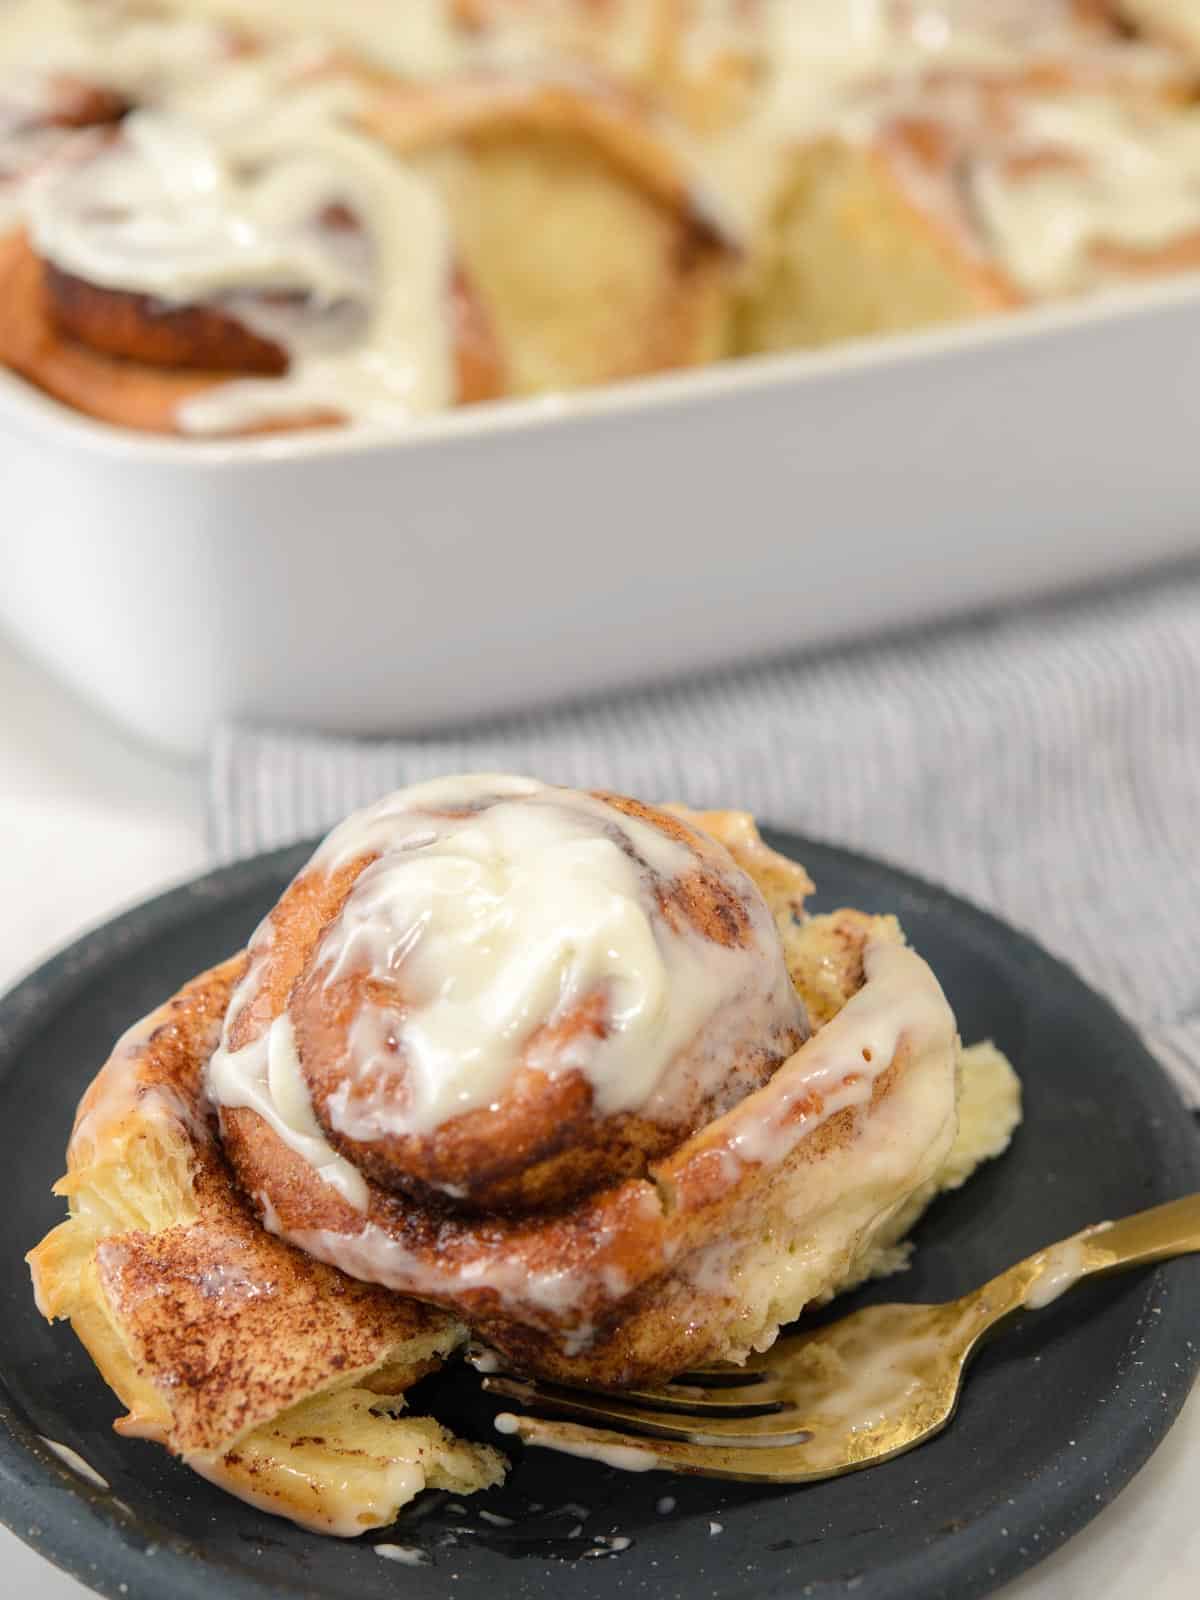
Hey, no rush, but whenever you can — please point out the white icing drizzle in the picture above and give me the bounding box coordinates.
[3,0,1198,436]
[0,2,234,90]
[668,945,957,1349]
[201,772,957,1349]
[206,915,367,1208]
[222,775,802,1142]
[764,1300,975,1440]
[0,0,237,231]
[148,0,660,83]
[1024,1220,1113,1309]
[206,1012,370,1210]
[38,1436,109,1489]
[271,1188,657,1332]
[237,939,956,1359]
[716,937,952,1172]
[494,1417,658,1473]
[969,96,1200,296]
[146,0,471,80]
[374,1543,432,1565]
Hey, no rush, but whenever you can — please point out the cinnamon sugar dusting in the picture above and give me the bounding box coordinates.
[30,956,461,1461]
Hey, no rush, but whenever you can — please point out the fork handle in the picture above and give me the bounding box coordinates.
[974,1191,1200,1326]
[1084,1192,1200,1268]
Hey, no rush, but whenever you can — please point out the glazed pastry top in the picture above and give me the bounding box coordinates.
[206,776,810,1213]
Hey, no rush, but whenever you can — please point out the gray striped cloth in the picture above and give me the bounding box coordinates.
[211,563,1200,1108]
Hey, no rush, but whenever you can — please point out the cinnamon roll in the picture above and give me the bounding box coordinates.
[205,779,966,1385]
[714,2,1200,353]
[29,776,1020,1527]
[26,957,504,1536]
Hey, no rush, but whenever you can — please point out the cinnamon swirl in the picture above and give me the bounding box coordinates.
[205,779,966,1385]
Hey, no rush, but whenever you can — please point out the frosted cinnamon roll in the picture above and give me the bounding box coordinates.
[738,73,1200,357]
[206,777,966,1385]
[27,956,504,1535]
[633,0,1199,351]
[0,80,504,434]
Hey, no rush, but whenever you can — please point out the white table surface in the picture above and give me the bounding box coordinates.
[0,628,1195,1600]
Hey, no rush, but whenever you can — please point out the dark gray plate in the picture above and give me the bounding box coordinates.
[0,832,1197,1600]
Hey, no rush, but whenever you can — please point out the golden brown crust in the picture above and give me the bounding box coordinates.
[449,263,509,402]
[43,261,291,375]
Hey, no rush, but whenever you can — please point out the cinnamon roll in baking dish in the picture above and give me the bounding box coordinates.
[0,94,506,434]
[5,1,1200,429]
[0,8,733,433]
[711,1,1200,351]
[29,778,1021,1531]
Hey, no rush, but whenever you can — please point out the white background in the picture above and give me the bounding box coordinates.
[0,630,1195,1598]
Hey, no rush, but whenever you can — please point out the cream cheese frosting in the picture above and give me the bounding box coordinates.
[207,775,803,1156]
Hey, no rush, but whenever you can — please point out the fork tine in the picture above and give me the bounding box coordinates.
[482,1373,783,1418]
[483,1376,813,1445]
[672,1348,781,1385]
[494,1412,825,1482]
[669,1365,769,1389]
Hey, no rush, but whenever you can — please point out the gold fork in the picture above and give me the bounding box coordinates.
[483,1193,1200,1482]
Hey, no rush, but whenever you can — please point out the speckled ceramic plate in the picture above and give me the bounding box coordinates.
[1,831,1198,1600]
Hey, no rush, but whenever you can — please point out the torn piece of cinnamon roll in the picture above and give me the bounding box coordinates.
[359,68,737,395]
[204,777,1015,1387]
[27,958,504,1536]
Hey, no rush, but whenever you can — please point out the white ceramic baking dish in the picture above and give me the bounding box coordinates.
[3,276,1200,759]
